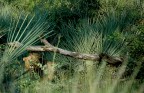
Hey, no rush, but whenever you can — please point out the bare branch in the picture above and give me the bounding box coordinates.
[8,40,123,65]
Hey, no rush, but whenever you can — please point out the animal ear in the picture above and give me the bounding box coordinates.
[23,57,26,61]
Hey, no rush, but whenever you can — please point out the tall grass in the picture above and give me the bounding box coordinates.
[24,10,143,93]
[0,0,144,93]
[23,60,143,93]
[0,12,52,92]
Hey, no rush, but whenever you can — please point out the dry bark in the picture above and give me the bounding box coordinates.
[8,39,123,65]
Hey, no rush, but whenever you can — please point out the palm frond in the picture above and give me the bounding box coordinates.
[6,14,51,61]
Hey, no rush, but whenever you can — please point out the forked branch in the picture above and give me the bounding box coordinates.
[8,39,123,65]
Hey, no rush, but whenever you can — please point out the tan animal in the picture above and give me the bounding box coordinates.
[43,62,56,81]
[23,53,41,71]
[23,53,56,80]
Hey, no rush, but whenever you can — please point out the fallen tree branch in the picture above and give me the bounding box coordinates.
[8,40,123,65]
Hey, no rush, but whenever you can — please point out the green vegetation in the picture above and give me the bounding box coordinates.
[0,0,144,93]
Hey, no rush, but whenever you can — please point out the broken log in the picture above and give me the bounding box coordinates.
[8,40,123,65]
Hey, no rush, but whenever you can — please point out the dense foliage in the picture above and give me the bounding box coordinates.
[0,0,144,93]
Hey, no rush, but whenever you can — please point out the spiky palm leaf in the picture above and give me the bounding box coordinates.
[60,17,126,57]
[0,13,52,85]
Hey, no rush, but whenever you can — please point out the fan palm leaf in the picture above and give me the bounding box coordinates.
[0,13,52,85]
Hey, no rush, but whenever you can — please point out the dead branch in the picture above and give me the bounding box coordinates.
[8,40,123,65]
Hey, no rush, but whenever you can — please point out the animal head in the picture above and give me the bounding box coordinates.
[23,53,41,70]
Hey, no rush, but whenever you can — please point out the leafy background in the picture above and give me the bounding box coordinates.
[0,0,144,93]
